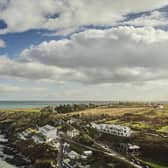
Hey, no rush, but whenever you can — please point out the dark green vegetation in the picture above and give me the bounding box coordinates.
[102,106,168,168]
[41,103,97,113]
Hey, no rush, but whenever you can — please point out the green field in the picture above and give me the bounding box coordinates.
[158,125,168,133]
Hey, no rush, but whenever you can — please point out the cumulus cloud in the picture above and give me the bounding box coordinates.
[1,0,168,34]
[0,55,84,81]
[124,11,168,27]
[0,39,6,48]
[0,26,168,84]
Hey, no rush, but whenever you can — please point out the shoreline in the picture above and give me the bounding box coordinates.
[0,128,31,168]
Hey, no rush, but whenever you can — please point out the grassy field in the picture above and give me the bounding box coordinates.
[61,106,146,118]
[158,125,168,133]
[0,105,168,132]
[102,106,168,132]
[0,107,41,113]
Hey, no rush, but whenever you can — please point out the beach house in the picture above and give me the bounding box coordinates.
[91,123,131,137]
[38,124,58,142]
[67,128,80,138]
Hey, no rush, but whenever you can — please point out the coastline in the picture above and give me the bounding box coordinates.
[0,127,31,168]
[0,132,16,168]
[0,100,109,109]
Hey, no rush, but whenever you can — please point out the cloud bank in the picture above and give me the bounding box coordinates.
[1,1,168,100]
[1,0,168,34]
[0,26,168,85]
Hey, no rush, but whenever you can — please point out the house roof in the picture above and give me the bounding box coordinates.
[39,125,56,133]
[128,144,140,149]
[40,124,55,130]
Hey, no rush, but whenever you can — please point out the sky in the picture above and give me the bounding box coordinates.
[1,0,168,101]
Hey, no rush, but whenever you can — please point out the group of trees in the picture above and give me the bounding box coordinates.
[55,104,96,113]
[41,103,97,114]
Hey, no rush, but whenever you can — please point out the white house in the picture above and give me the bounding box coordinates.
[67,118,82,125]
[83,150,93,157]
[82,150,93,159]
[91,123,131,137]
[62,158,77,168]
[81,155,87,160]
[38,125,58,142]
[67,150,80,160]
[153,104,164,110]
[67,128,80,138]
[158,105,164,110]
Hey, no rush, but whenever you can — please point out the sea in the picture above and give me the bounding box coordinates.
[0,100,110,109]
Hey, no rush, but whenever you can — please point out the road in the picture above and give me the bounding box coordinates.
[62,136,150,168]
[95,141,149,168]
[60,121,150,168]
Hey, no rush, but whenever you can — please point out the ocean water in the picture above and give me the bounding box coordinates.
[0,101,108,109]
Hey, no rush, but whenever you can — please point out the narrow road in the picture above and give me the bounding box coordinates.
[63,121,150,168]
[94,141,146,168]
[62,136,147,168]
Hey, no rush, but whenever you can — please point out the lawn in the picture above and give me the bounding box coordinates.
[126,122,152,130]
[158,125,168,133]
[105,119,119,124]
[0,108,41,113]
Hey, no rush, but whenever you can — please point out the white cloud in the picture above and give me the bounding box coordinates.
[0,55,83,81]
[0,39,6,48]
[124,11,168,27]
[1,26,168,85]
[1,0,168,34]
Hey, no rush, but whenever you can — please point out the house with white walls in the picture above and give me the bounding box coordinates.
[91,123,131,137]
[38,124,58,142]
[67,128,80,138]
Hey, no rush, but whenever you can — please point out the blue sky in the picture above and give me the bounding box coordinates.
[1,0,168,100]
[0,29,66,57]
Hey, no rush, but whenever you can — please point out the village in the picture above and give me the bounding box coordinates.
[16,118,143,168]
[15,104,161,168]
[0,102,168,168]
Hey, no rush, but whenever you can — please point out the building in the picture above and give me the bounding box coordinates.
[38,125,58,142]
[157,104,164,110]
[153,104,164,110]
[83,151,93,157]
[55,119,64,126]
[81,155,87,160]
[116,143,141,156]
[67,150,80,160]
[67,118,82,125]
[62,158,77,168]
[67,128,80,138]
[81,150,93,160]
[91,123,131,137]
[17,128,36,140]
